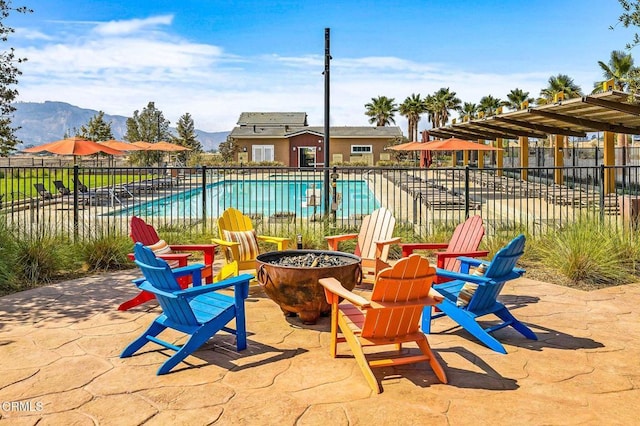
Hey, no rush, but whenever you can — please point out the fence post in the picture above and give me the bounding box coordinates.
[599,164,605,224]
[464,166,470,219]
[201,165,207,230]
[73,165,79,242]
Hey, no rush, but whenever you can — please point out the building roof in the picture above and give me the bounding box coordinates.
[428,90,640,141]
[237,112,308,127]
[229,125,402,139]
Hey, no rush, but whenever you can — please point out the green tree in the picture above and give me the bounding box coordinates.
[425,88,461,128]
[615,0,640,48]
[457,102,479,121]
[537,74,583,105]
[592,50,637,93]
[364,96,398,126]
[0,2,32,157]
[218,137,238,162]
[78,111,114,142]
[504,88,535,111]
[173,112,202,165]
[399,93,426,141]
[124,101,171,166]
[478,95,503,117]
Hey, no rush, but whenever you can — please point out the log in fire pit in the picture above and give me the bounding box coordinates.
[256,250,362,324]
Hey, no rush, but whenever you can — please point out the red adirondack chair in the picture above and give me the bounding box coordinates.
[399,215,489,283]
[118,216,217,311]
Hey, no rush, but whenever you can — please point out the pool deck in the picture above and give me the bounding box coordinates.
[1,267,639,425]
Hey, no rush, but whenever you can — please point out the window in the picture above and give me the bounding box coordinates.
[252,145,274,162]
[351,145,372,154]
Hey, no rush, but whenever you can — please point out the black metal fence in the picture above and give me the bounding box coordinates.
[2,162,640,242]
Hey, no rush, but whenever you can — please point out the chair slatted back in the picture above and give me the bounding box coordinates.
[361,255,435,339]
[356,207,395,261]
[130,216,161,246]
[133,243,198,326]
[467,235,526,312]
[218,207,254,235]
[443,215,485,272]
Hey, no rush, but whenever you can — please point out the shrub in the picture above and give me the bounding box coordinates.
[13,233,73,286]
[80,233,133,271]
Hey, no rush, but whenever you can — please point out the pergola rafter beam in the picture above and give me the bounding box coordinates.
[467,121,548,139]
[493,117,585,137]
[528,109,640,134]
[582,96,640,116]
[438,127,510,141]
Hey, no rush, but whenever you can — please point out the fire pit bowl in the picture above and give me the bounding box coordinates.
[256,250,362,324]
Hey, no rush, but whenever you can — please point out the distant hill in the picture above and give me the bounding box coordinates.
[10,101,229,152]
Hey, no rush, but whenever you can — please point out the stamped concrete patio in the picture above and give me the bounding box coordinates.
[1,268,639,425]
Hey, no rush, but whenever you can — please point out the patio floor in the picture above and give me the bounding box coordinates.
[1,269,639,425]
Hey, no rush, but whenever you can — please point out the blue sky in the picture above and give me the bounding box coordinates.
[6,0,638,133]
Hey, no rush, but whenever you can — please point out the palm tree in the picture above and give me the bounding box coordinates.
[364,96,398,126]
[504,88,535,111]
[592,50,636,93]
[399,93,426,141]
[537,74,583,105]
[425,88,461,128]
[457,102,479,121]
[478,95,503,117]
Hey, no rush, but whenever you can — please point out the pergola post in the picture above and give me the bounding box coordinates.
[451,150,456,167]
[554,134,564,185]
[603,131,616,194]
[477,139,484,169]
[519,136,528,181]
[495,138,503,176]
[463,150,469,166]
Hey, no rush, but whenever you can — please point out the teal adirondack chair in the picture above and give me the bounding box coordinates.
[423,234,537,354]
[121,242,253,375]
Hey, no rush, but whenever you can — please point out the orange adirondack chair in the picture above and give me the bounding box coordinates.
[325,207,400,284]
[319,254,447,393]
[118,216,217,311]
[212,207,290,280]
[399,215,489,283]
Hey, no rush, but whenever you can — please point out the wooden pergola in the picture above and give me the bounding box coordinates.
[427,90,640,193]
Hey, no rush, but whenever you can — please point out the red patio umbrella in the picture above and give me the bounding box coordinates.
[421,138,502,151]
[99,140,145,151]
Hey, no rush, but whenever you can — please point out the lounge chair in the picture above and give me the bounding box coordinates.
[33,183,53,200]
[120,242,253,375]
[319,254,447,393]
[325,207,400,284]
[423,234,537,354]
[53,180,71,195]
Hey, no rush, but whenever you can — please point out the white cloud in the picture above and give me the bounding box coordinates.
[93,15,174,36]
[14,15,604,135]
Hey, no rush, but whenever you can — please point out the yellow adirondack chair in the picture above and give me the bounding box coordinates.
[319,254,447,393]
[325,207,400,284]
[212,207,290,280]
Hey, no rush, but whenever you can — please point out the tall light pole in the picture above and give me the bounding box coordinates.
[323,28,331,218]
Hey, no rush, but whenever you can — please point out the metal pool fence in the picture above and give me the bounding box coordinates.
[2,164,640,242]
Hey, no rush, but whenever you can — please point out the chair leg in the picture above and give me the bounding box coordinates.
[121,320,166,358]
[118,290,156,311]
[494,306,538,340]
[421,306,433,334]
[439,302,508,354]
[338,315,381,393]
[416,337,447,384]
[157,326,217,375]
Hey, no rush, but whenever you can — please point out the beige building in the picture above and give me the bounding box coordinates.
[228,112,402,167]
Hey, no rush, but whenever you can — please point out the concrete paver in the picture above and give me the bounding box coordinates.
[1,270,638,425]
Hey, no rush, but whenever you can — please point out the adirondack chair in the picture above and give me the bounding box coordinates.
[53,180,71,195]
[319,254,447,393]
[120,243,252,375]
[423,234,537,354]
[399,215,489,283]
[325,207,400,284]
[212,207,290,280]
[117,216,218,311]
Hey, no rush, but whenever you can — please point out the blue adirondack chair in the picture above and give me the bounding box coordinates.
[121,242,253,375]
[423,234,537,354]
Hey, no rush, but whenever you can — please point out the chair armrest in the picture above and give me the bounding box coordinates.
[168,244,217,265]
[128,252,192,267]
[175,273,254,297]
[325,233,359,251]
[257,235,290,251]
[375,237,402,246]
[399,242,449,257]
[435,250,489,268]
[318,277,371,308]
[211,238,239,248]
[435,267,492,284]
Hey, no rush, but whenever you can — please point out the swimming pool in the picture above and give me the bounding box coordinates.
[115,179,380,218]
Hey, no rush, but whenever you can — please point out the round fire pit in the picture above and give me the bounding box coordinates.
[256,250,362,324]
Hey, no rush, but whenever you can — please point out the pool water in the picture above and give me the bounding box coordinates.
[116,179,380,218]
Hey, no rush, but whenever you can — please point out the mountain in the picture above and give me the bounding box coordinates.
[10,101,229,152]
